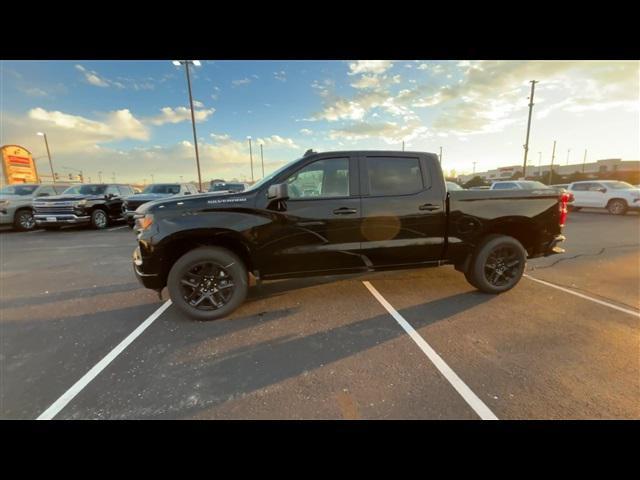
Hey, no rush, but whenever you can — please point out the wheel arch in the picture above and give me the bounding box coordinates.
[158,229,254,286]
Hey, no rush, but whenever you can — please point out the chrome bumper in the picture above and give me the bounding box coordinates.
[34,214,90,225]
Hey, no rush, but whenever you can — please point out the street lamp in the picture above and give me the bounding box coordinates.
[98,171,103,183]
[36,132,56,183]
[172,60,203,192]
[260,142,265,178]
[247,136,254,182]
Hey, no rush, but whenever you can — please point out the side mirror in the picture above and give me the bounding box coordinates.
[599,188,607,193]
[184,191,191,195]
[267,183,289,201]
[37,192,49,197]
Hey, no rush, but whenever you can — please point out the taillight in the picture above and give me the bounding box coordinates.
[559,193,569,227]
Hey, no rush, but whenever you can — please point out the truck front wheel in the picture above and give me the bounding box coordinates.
[167,247,248,321]
[466,235,526,294]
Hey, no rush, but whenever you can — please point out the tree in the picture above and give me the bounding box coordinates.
[510,170,524,180]
[463,176,487,189]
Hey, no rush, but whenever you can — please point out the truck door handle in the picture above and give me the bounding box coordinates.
[419,203,441,211]
[333,207,357,215]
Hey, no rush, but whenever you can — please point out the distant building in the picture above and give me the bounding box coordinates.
[458,159,640,184]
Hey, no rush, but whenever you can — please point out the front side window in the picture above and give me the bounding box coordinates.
[286,158,349,199]
[367,157,423,196]
[571,183,590,191]
[118,186,133,196]
[36,186,56,196]
[54,185,70,194]
[105,185,120,196]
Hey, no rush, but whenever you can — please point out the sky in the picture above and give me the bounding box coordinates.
[2,60,638,184]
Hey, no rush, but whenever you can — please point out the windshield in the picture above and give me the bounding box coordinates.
[63,184,107,195]
[142,184,181,194]
[0,185,39,195]
[62,185,81,194]
[245,158,300,192]
[605,181,635,190]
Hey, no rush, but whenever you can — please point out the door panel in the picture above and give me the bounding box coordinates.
[257,156,366,276]
[359,154,446,267]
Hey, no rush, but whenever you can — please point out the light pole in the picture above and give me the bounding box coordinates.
[62,166,84,183]
[472,161,476,174]
[522,80,538,179]
[549,140,556,185]
[260,143,265,178]
[439,146,443,164]
[36,132,55,183]
[151,174,155,184]
[172,60,203,192]
[247,136,254,182]
[402,141,405,152]
[538,152,542,176]
[566,148,571,166]
[582,149,588,173]
[98,171,103,183]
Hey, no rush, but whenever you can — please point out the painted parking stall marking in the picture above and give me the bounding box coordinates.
[362,281,499,420]
[37,300,173,420]
[524,274,640,318]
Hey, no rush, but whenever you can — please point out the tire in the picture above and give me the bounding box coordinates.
[13,208,36,231]
[607,199,627,215]
[167,247,248,321]
[90,209,109,229]
[465,234,526,294]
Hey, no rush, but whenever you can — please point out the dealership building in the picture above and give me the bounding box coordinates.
[457,158,640,184]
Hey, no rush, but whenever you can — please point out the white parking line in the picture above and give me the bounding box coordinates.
[524,274,640,318]
[25,229,45,233]
[37,299,172,420]
[362,281,498,420]
[107,226,128,231]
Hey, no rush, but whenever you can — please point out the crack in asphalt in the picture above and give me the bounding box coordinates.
[528,243,639,271]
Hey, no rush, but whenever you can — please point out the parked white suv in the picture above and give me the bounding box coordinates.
[568,180,640,215]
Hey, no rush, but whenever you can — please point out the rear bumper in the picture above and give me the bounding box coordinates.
[34,214,90,226]
[543,234,566,256]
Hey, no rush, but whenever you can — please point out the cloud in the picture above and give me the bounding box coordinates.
[348,60,393,75]
[274,71,286,82]
[28,107,149,141]
[232,78,252,87]
[75,64,113,88]
[149,106,215,125]
[329,118,429,144]
[255,135,299,149]
[299,128,313,136]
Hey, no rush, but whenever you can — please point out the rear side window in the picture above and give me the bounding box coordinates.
[366,157,423,196]
[493,182,517,190]
[571,183,592,191]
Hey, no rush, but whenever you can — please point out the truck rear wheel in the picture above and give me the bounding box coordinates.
[466,234,526,294]
[607,199,627,215]
[167,247,248,321]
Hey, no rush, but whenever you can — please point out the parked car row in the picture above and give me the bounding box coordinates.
[0,182,202,231]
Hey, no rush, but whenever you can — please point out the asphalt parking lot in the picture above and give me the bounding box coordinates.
[1,210,638,420]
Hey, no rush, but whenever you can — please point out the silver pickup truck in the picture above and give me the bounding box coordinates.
[0,183,72,231]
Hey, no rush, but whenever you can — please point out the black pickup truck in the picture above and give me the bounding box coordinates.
[133,150,568,320]
[33,183,135,230]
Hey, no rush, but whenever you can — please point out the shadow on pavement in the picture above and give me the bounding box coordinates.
[65,289,495,419]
